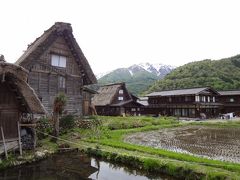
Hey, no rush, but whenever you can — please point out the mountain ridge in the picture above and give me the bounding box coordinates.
[97,62,175,95]
[145,54,240,94]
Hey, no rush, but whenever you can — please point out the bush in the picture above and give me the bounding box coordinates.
[59,115,75,133]
[75,118,102,129]
[36,117,53,139]
[107,120,147,130]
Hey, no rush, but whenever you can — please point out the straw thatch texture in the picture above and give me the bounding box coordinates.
[92,83,124,106]
[15,22,96,85]
[0,62,45,114]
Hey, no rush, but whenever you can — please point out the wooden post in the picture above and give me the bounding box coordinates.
[1,126,8,159]
[17,122,22,156]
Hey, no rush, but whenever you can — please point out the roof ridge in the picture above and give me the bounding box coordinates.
[156,87,209,92]
[15,22,97,84]
[100,82,125,87]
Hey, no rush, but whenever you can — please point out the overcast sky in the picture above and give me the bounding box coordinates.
[1,0,240,74]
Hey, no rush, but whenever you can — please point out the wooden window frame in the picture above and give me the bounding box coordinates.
[59,76,66,89]
[118,96,123,101]
[51,54,66,68]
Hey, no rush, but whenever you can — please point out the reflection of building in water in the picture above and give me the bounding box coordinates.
[0,152,98,179]
[89,158,151,180]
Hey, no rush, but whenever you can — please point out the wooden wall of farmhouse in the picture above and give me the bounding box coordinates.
[0,83,19,140]
[26,36,84,115]
[82,91,92,116]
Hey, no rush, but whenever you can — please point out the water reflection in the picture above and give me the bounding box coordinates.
[0,152,172,180]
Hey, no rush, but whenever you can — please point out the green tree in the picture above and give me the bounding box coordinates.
[53,93,67,137]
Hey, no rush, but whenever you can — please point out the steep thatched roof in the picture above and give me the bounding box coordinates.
[146,87,219,97]
[15,22,97,85]
[0,62,45,114]
[92,82,132,106]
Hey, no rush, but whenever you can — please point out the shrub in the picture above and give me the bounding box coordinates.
[108,119,148,130]
[36,117,53,139]
[59,115,75,133]
[75,117,102,129]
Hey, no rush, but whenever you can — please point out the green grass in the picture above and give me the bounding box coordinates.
[64,116,240,179]
[34,116,240,179]
[97,115,177,130]
[189,120,240,128]
[84,125,240,172]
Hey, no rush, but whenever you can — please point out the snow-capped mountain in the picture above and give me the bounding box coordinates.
[97,63,174,79]
[96,71,112,79]
[131,63,175,78]
[97,62,175,95]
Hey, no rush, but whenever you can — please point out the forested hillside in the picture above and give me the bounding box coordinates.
[98,63,174,95]
[146,55,240,93]
[98,68,159,95]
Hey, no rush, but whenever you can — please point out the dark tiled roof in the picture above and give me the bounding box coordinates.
[219,91,240,96]
[146,87,218,97]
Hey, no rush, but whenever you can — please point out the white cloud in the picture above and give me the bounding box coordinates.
[1,0,240,74]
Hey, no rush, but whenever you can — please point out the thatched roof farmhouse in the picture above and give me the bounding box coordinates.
[15,22,97,115]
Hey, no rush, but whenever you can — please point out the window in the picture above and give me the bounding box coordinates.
[230,98,235,102]
[59,76,65,89]
[118,96,123,101]
[189,109,196,116]
[195,95,200,102]
[174,109,181,116]
[131,108,136,111]
[208,96,210,102]
[119,89,123,94]
[51,54,66,68]
[200,96,206,102]
[182,109,188,116]
[213,96,215,102]
[202,96,206,102]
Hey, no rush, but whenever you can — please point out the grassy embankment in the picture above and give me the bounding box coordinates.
[58,116,240,179]
[2,116,240,179]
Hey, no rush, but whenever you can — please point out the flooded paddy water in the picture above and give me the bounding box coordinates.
[0,152,173,180]
[125,126,240,163]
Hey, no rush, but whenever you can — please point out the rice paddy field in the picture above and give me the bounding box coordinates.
[125,125,240,163]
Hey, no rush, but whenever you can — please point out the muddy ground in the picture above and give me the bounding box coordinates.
[125,126,240,163]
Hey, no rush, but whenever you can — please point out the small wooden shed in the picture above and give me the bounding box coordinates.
[0,58,45,145]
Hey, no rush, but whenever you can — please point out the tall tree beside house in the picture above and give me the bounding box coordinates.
[15,22,97,116]
[53,92,67,137]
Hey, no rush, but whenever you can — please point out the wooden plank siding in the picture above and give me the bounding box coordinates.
[0,83,19,140]
[23,37,85,115]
